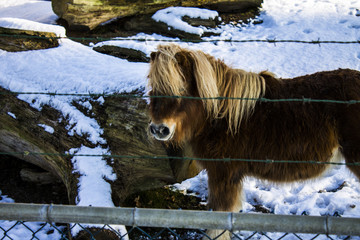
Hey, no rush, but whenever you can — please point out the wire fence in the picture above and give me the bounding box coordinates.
[2,90,360,105]
[1,150,360,166]
[1,89,360,166]
[0,203,360,240]
[2,33,360,45]
[2,33,360,239]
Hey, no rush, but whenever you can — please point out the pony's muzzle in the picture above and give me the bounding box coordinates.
[149,122,175,141]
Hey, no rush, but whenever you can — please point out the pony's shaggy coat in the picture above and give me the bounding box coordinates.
[148,44,360,239]
[148,44,267,133]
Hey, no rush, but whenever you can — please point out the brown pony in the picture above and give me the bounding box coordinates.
[147,44,360,239]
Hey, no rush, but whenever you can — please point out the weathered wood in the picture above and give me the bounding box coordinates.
[0,86,198,204]
[93,45,150,62]
[0,89,78,204]
[0,27,59,52]
[52,0,263,30]
[97,93,198,204]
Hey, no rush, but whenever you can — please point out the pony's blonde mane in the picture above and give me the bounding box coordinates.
[216,67,266,133]
[149,44,267,133]
[148,44,185,97]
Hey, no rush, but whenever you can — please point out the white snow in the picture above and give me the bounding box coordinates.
[70,146,116,207]
[0,17,65,37]
[0,193,65,239]
[7,112,16,119]
[174,166,360,239]
[78,100,93,111]
[175,167,360,217]
[1,0,360,239]
[0,0,57,24]
[152,7,219,35]
[38,123,54,134]
[69,146,128,238]
[0,23,147,144]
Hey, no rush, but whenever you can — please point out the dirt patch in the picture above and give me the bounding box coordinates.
[219,8,261,25]
[123,187,206,240]
[123,187,206,210]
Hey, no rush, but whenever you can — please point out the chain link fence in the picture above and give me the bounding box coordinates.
[0,203,359,240]
[2,221,357,240]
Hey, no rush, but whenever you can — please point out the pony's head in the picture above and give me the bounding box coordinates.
[147,44,217,144]
[147,44,266,144]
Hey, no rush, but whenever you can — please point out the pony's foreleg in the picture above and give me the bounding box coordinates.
[208,180,243,212]
[204,171,243,240]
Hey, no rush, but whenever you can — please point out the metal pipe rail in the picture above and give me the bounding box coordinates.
[0,203,359,236]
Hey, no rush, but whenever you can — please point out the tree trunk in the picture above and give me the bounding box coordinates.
[52,0,263,30]
[0,87,199,238]
[0,87,79,204]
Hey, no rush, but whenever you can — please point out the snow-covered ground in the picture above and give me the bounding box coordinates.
[0,0,360,239]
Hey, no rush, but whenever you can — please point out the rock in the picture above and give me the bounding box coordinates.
[52,0,263,31]
[0,27,59,52]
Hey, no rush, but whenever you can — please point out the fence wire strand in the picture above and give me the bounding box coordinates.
[1,33,360,45]
[2,90,360,105]
[1,150,360,166]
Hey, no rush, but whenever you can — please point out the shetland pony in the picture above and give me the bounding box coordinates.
[147,44,360,239]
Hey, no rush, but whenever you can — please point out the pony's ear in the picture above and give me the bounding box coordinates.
[150,52,158,61]
[174,51,185,63]
[175,51,193,72]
